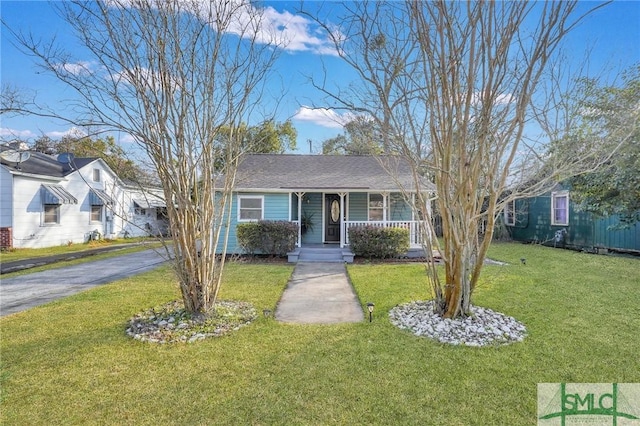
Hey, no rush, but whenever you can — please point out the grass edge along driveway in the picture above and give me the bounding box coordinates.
[1,243,638,425]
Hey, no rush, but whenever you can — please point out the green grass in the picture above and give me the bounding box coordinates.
[0,237,156,262]
[1,243,639,425]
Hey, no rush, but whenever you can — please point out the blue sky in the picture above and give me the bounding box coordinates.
[1,1,639,156]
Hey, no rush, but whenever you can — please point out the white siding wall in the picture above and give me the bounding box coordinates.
[121,188,167,237]
[9,160,129,248]
[11,175,78,248]
[0,168,13,227]
[71,160,125,239]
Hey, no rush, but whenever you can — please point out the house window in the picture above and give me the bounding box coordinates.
[91,205,103,222]
[134,207,146,216]
[389,193,406,220]
[156,207,168,221]
[93,169,101,182]
[368,193,387,221]
[44,204,60,224]
[504,200,516,226]
[551,191,569,226]
[238,196,263,221]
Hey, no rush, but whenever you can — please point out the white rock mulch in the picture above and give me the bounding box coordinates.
[126,300,257,344]
[389,300,527,347]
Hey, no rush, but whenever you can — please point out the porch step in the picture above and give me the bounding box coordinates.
[288,247,354,263]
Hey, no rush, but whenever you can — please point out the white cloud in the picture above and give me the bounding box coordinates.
[259,7,339,56]
[198,2,339,55]
[293,106,355,128]
[495,93,515,105]
[53,61,95,76]
[46,127,88,139]
[106,0,338,56]
[471,92,515,107]
[117,133,137,144]
[0,128,36,139]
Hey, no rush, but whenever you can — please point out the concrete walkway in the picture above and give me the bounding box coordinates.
[275,262,364,324]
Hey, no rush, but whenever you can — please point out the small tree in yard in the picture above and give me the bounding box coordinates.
[4,0,283,315]
[559,65,640,226]
[313,1,610,318]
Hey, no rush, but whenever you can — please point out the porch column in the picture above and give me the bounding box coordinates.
[295,192,305,247]
[382,191,389,222]
[338,192,347,248]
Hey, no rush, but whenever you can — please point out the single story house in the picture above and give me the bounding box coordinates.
[503,186,640,254]
[219,154,435,257]
[0,146,167,249]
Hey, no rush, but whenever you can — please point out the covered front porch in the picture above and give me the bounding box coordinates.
[289,191,427,251]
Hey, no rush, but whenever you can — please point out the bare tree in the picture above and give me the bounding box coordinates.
[312,1,609,318]
[4,0,283,315]
[0,84,30,116]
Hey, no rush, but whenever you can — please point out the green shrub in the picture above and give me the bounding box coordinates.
[258,221,298,256]
[236,221,298,256]
[236,223,263,255]
[348,225,410,259]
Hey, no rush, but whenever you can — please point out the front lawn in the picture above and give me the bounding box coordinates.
[0,237,157,262]
[1,243,638,424]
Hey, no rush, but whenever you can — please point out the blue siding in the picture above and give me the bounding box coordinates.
[593,216,640,251]
[217,192,291,254]
[348,192,411,221]
[264,193,290,220]
[508,193,640,252]
[301,193,323,244]
[348,193,368,221]
[217,191,422,254]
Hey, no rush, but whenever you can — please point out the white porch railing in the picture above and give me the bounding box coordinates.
[344,221,424,248]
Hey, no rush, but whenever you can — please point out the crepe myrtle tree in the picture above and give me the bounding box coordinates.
[311,1,610,318]
[4,0,284,315]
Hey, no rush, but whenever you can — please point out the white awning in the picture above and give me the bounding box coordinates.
[41,184,77,205]
[133,198,166,209]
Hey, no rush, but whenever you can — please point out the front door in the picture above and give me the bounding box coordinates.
[324,194,341,243]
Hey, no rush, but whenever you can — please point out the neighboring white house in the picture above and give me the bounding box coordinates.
[120,182,168,238]
[0,146,167,249]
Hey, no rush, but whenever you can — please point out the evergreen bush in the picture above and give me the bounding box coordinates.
[237,221,298,256]
[348,225,410,259]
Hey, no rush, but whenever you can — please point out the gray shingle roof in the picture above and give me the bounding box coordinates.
[235,154,434,192]
[0,147,98,178]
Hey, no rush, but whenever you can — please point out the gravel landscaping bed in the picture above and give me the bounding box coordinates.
[126,300,257,343]
[389,300,527,346]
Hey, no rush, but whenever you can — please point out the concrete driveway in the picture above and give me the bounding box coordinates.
[0,249,169,317]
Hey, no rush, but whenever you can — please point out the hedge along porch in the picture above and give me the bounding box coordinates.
[218,154,435,255]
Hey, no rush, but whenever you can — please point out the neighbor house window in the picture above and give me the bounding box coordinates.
[551,191,569,226]
[93,169,101,182]
[368,193,387,221]
[91,205,103,222]
[156,208,168,221]
[504,200,516,226]
[44,204,60,224]
[238,196,263,221]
